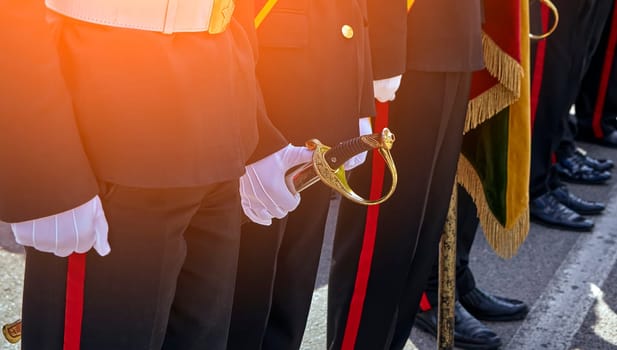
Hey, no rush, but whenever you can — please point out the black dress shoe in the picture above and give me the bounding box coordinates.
[415,302,502,350]
[573,147,614,171]
[529,192,594,231]
[555,154,611,184]
[551,186,605,215]
[459,287,529,322]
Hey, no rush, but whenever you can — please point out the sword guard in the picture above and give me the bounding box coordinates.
[287,128,397,205]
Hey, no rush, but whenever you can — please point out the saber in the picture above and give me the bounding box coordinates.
[287,127,397,205]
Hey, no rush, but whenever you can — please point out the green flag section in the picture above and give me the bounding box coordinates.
[458,0,531,258]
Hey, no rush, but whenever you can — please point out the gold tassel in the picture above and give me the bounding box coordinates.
[481,33,524,96]
[465,84,516,133]
[457,155,529,259]
[464,32,525,134]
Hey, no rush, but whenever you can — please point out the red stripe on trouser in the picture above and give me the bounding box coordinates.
[63,253,86,350]
[592,3,617,138]
[419,293,432,312]
[341,101,389,350]
[530,4,550,131]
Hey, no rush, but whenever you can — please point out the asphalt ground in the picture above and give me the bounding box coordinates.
[1,142,617,350]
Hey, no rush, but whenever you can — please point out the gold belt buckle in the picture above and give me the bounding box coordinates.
[208,0,235,34]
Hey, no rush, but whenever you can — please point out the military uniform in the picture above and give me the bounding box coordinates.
[227,0,405,349]
[0,0,286,348]
[327,1,484,348]
[529,0,612,199]
[575,1,617,145]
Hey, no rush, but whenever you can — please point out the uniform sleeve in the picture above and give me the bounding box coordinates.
[246,83,288,163]
[367,0,408,79]
[0,0,98,222]
[234,0,288,163]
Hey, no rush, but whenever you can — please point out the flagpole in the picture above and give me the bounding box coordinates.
[437,183,457,350]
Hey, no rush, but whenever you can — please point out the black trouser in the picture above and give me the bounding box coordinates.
[529,0,612,198]
[576,1,617,138]
[228,183,332,350]
[22,180,242,350]
[424,186,478,307]
[327,70,471,350]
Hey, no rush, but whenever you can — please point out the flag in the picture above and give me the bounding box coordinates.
[457,0,531,258]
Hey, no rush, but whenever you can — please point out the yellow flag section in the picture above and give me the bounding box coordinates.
[457,0,531,258]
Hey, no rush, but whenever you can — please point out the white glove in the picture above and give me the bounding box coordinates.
[240,144,313,225]
[373,75,402,102]
[10,196,110,257]
[343,117,373,171]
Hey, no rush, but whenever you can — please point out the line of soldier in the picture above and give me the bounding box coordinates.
[3,0,617,349]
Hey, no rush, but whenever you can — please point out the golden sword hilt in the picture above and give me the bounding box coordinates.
[287,128,397,205]
[530,0,559,40]
[3,319,21,343]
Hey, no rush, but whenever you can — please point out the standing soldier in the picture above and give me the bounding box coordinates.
[327,0,485,349]
[228,0,406,349]
[0,0,310,349]
[528,0,612,231]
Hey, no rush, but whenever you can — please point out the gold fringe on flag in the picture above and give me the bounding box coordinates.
[465,84,515,132]
[458,0,531,258]
[457,155,529,259]
[464,32,524,134]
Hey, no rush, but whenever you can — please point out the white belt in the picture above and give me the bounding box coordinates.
[45,0,235,34]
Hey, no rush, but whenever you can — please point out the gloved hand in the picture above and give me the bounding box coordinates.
[10,196,110,257]
[240,144,313,225]
[373,75,402,102]
[343,117,373,171]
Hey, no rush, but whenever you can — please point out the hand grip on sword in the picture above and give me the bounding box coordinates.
[286,127,397,205]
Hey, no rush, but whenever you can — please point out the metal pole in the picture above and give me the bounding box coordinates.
[437,183,457,349]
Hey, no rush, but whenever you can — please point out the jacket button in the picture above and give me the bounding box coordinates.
[341,24,354,39]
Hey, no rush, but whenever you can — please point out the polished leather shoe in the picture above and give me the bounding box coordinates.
[551,186,605,215]
[415,302,502,350]
[530,192,594,231]
[460,287,529,322]
[555,155,611,184]
[573,148,614,171]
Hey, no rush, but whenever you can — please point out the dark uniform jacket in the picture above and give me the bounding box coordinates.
[0,0,286,222]
[405,0,484,72]
[254,0,396,146]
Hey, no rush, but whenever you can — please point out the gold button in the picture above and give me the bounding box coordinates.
[341,24,354,39]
